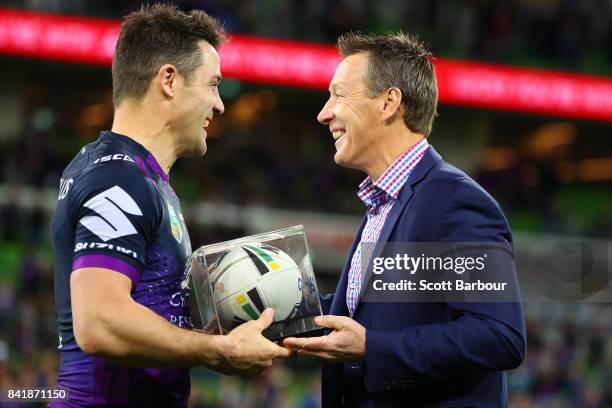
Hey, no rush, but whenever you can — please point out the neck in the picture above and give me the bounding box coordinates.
[111,100,177,175]
[366,127,425,182]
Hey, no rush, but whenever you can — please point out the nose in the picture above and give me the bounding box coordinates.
[317,98,333,125]
[213,93,225,115]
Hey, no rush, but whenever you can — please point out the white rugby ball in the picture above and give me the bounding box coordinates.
[209,242,303,331]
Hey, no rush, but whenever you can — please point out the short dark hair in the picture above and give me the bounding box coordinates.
[112,3,226,107]
[337,32,438,136]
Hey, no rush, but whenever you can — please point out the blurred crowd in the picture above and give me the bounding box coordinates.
[509,304,612,408]
[1,0,611,407]
[2,100,611,238]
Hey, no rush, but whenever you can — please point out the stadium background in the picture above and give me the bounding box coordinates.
[0,0,611,407]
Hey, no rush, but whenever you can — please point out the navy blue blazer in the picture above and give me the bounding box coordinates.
[320,146,526,407]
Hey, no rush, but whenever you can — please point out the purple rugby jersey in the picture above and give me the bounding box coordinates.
[50,131,194,407]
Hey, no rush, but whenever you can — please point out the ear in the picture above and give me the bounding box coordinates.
[380,87,403,122]
[157,64,179,99]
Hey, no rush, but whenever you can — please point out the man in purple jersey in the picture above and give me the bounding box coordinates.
[49,4,290,407]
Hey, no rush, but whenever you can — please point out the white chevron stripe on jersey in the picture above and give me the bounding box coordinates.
[79,186,143,242]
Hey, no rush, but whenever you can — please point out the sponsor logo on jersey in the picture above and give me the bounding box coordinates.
[74,241,138,258]
[167,201,183,243]
[170,315,193,328]
[93,154,135,164]
[79,186,143,242]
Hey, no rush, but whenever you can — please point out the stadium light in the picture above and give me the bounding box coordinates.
[0,8,611,121]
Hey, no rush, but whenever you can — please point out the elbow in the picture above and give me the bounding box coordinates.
[73,314,122,356]
[74,320,107,355]
[509,331,527,369]
[495,328,526,370]
[75,333,101,355]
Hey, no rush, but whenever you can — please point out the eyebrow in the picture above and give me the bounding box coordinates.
[330,83,344,93]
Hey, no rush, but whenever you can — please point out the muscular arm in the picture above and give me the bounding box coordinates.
[71,267,290,373]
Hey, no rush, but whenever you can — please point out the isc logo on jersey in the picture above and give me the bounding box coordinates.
[93,154,135,164]
[79,186,142,241]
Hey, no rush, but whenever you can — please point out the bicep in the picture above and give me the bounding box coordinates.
[71,267,133,333]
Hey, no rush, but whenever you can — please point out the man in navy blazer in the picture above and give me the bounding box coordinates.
[284,32,526,407]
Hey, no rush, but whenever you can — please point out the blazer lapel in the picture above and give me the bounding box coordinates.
[371,146,442,250]
[352,146,443,316]
[329,215,367,316]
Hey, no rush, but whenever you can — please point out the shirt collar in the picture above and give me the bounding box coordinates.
[357,138,429,208]
[100,131,170,183]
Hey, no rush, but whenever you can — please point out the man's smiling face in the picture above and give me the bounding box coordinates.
[317,53,384,172]
[174,40,224,157]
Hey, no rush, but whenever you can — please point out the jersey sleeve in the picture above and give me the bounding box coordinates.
[68,163,162,288]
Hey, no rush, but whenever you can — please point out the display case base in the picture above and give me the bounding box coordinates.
[262,316,325,342]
